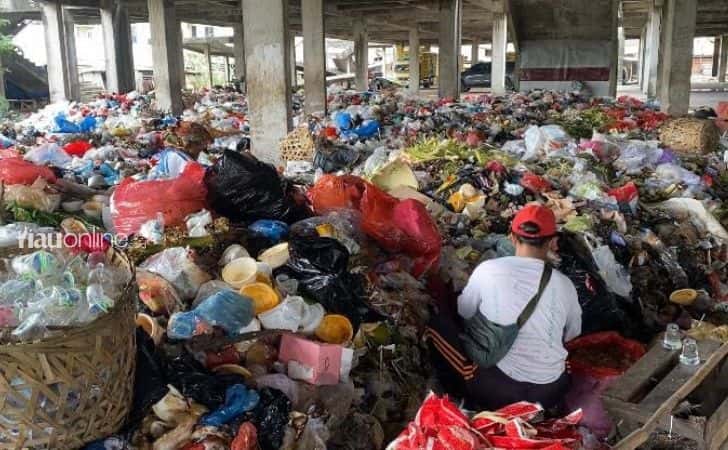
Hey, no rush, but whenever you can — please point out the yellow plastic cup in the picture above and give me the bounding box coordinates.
[240,282,281,315]
[222,257,258,289]
[315,314,354,345]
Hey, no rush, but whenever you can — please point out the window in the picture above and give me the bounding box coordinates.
[191,25,198,37]
[205,26,213,37]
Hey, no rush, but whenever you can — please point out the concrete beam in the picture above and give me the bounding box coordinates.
[438,0,462,99]
[147,0,184,113]
[41,1,71,103]
[608,0,619,97]
[471,36,479,64]
[302,0,327,115]
[289,33,297,88]
[0,55,5,99]
[712,36,721,77]
[409,28,420,95]
[232,22,245,83]
[63,8,80,101]
[100,0,135,93]
[719,35,728,83]
[242,0,292,165]
[204,44,213,87]
[491,12,507,94]
[658,0,697,116]
[643,0,662,96]
[353,17,368,91]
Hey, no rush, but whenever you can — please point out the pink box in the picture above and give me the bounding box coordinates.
[278,334,348,385]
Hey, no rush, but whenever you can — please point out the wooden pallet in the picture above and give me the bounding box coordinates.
[602,340,728,450]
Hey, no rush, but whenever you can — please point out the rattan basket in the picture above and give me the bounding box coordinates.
[0,247,137,449]
[659,117,720,154]
[280,126,316,162]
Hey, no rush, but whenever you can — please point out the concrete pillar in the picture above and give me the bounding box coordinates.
[62,9,80,101]
[302,0,327,115]
[0,55,5,99]
[638,26,646,89]
[100,0,136,93]
[225,56,231,83]
[491,12,507,94]
[175,20,185,89]
[719,35,728,83]
[438,0,462,99]
[232,22,245,83]
[353,17,368,91]
[608,0,618,97]
[618,26,625,84]
[242,0,292,165]
[289,34,297,88]
[147,0,184,113]
[409,28,420,95]
[204,44,213,87]
[643,0,662,97]
[657,0,696,116]
[41,1,70,103]
[712,37,721,78]
[471,37,479,65]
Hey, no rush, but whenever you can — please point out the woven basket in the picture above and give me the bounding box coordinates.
[280,127,316,162]
[659,118,720,154]
[0,248,137,449]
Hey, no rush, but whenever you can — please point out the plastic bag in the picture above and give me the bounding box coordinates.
[148,148,192,180]
[248,220,290,244]
[566,331,646,378]
[166,352,249,410]
[280,237,370,329]
[519,171,552,194]
[231,423,258,450]
[24,143,72,169]
[591,244,633,298]
[290,210,362,255]
[206,151,307,224]
[4,178,61,212]
[0,158,57,185]
[258,296,324,333]
[136,269,185,315]
[613,141,663,174]
[251,388,292,450]
[111,162,208,236]
[167,290,254,339]
[200,384,260,427]
[63,140,93,157]
[139,247,212,300]
[186,209,212,238]
[54,114,96,133]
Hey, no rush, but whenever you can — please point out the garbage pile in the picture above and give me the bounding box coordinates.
[0,87,726,449]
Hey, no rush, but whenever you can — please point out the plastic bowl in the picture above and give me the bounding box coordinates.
[222,257,259,289]
[240,282,281,315]
[258,242,290,269]
[315,314,354,345]
[670,288,698,305]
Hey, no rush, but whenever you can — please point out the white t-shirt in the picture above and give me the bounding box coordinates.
[457,256,582,384]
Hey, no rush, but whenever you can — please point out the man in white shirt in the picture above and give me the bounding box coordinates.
[426,204,582,410]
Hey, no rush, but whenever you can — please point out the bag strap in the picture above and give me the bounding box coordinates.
[516,263,553,328]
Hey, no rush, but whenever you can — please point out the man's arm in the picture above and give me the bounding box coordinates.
[457,271,482,319]
[564,281,582,341]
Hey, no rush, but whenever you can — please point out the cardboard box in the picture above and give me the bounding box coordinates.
[278,333,353,385]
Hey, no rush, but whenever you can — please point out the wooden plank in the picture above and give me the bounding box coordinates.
[602,397,705,443]
[706,396,728,450]
[640,340,722,411]
[604,343,680,403]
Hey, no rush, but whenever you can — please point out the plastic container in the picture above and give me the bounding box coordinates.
[315,314,354,344]
[222,257,259,289]
[257,243,290,269]
[219,244,250,267]
[240,282,281,315]
[670,289,698,306]
[136,313,164,345]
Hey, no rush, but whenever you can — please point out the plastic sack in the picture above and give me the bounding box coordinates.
[139,247,212,300]
[200,384,260,427]
[111,162,208,236]
[149,148,192,180]
[54,114,97,133]
[351,119,380,139]
[167,290,254,339]
[4,178,61,212]
[205,150,307,224]
[0,158,57,185]
[591,244,632,298]
[63,140,93,157]
[566,331,646,378]
[248,220,290,244]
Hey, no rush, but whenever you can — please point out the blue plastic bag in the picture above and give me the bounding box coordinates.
[167,290,254,340]
[352,119,380,139]
[54,114,97,133]
[334,111,353,130]
[76,161,120,185]
[248,220,289,244]
[148,148,192,179]
[0,134,14,149]
[200,384,260,426]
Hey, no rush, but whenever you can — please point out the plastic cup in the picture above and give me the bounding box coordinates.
[240,282,281,315]
[315,314,354,345]
[257,242,290,269]
[680,338,701,366]
[136,313,164,346]
[662,323,683,350]
[222,257,258,289]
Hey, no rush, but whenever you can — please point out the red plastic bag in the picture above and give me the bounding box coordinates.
[63,140,93,157]
[231,422,257,450]
[0,158,57,185]
[520,172,551,194]
[607,181,638,203]
[308,174,366,212]
[566,331,646,378]
[392,200,442,277]
[472,401,543,434]
[111,162,208,236]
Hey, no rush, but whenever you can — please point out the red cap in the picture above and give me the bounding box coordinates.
[511,204,557,238]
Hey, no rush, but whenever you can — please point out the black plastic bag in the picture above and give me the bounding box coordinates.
[276,237,372,329]
[205,150,308,224]
[313,145,363,173]
[166,352,248,410]
[248,388,292,450]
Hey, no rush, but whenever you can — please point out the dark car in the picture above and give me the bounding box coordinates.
[461,61,516,91]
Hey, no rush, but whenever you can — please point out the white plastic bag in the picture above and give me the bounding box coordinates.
[591,244,632,298]
[139,247,212,300]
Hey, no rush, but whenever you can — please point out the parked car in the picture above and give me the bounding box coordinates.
[461,61,516,91]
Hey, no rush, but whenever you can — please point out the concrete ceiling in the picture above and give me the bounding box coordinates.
[622,0,728,39]
[510,0,614,41]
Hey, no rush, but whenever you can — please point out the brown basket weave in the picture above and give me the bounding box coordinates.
[659,118,720,154]
[280,127,316,162]
[0,248,137,449]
